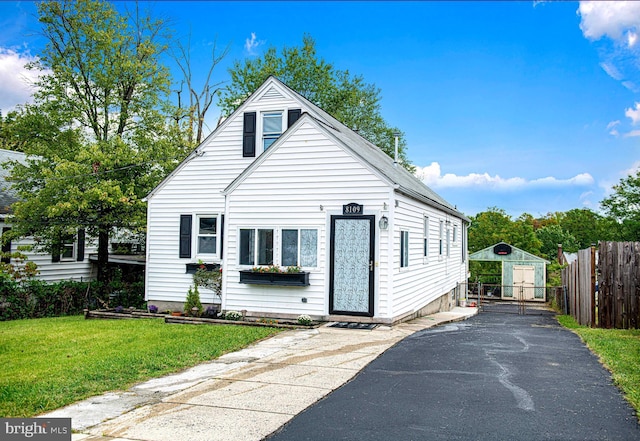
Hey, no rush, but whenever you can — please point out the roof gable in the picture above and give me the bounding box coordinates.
[223,113,394,195]
[145,76,308,200]
[469,242,549,263]
[146,76,468,222]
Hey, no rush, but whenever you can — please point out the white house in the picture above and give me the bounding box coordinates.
[145,77,469,323]
[0,148,97,282]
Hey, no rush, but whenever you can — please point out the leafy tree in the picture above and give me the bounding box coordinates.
[535,224,579,260]
[468,207,541,254]
[219,35,413,171]
[6,0,186,289]
[601,170,640,241]
[559,208,614,248]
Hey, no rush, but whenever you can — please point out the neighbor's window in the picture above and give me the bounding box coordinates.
[197,216,217,254]
[263,112,282,150]
[239,228,274,265]
[61,241,75,260]
[446,225,451,257]
[453,225,458,244]
[282,229,318,267]
[439,221,444,256]
[401,230,409,267]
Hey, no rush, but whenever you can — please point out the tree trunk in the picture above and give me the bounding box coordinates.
[97,227,110,292]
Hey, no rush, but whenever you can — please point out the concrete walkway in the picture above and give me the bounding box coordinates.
[43,307,477,441]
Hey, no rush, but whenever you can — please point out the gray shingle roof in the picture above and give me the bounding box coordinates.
[270,77,468,222]
[0,148,26,215]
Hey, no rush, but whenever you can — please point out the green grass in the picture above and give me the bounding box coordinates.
[557,315,640,417]
[0,316,281,417]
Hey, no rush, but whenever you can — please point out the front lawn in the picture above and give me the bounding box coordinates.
[557,315,640,417]
[0,316,281,417]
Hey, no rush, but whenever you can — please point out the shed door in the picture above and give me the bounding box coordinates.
[329,215,375,317]
[513,265,535,301]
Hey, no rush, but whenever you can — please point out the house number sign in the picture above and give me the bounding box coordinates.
[343,203,364,215]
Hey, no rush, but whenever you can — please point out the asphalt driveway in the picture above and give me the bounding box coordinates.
[266,306,640,441]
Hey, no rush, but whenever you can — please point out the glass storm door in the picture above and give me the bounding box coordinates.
[329,215,375,317]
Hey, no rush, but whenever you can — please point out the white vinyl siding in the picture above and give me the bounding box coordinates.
[225,119,391,317]
[391,194,467,318]
[145,82,302,302]
[0,221,96,282]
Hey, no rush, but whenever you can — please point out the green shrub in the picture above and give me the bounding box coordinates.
[184,285,203,316]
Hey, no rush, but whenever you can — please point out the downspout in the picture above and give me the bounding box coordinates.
[221,191,229,310]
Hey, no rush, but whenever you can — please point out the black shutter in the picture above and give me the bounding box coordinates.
[288,109,302,128]
[220,214,225,259]
[179,215,192,258]
[1,227,11,264]
[52,241,60,263]
[243,112,256,157]
[77,229,85,261]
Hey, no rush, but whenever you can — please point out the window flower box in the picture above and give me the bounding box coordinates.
[185,263,220,274]
[239,270,310,286]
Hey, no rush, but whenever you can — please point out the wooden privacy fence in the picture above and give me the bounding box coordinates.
[561,242,640,329]
[598,242,640,329]
[561,247,596,326]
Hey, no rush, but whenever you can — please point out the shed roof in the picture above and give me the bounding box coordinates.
[469,242,549,263]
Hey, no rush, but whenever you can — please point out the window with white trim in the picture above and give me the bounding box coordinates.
[61,241,75,261]
[439,220,444,256]
[423,216,429,258]
[197,216,217,255]
[282,229,318,267]
[453,225,458,244]
[262,112,283,150]
[401,230,409,268]
[239,228,273,266]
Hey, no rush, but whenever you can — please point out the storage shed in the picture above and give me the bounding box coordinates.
[469,242,548,301]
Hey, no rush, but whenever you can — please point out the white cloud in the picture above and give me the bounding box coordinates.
[607,120,620,136]
[625,102,640,124]
[624,129,640,138]
[0,47,44,112]
[599,161,640,197]
[578,2,640,41]
[415,162,594,190]
[244,32,264,56]
[600,61,623,80]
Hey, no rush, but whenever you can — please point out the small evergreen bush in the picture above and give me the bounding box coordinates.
[184,285,203,316]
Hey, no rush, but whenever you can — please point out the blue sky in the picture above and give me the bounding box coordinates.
[1,1,639,219]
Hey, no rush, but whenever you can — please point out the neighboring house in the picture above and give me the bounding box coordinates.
[469,242,548,301]
[557,244,577,266]
[0,148,96,282]
[145,76,470,323]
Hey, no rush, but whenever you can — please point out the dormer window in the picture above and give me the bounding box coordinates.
[263,112,282,150]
